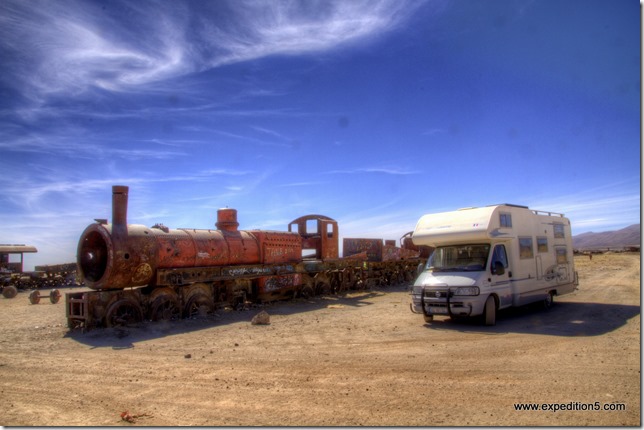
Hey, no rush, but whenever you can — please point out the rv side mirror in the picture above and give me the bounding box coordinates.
[492,261,505,276]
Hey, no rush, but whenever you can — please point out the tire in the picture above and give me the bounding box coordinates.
[483,296,496,326]
[423,314,434,323]
[543,291,554,310]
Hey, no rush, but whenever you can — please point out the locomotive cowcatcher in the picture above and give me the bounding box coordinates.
[66,185,424,330]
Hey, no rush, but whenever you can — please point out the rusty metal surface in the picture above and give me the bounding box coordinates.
[344,238,421,262]
[400,231,433,258]
[215,208,239,231]
[343,238,384,262]
[78,186,307,290]
[382,244,420,261]
[69,185,428,330]
[257,274,302,299]
[252,231,302,264]
[288,215,339,260]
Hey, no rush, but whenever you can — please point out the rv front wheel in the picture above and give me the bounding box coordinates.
[423,314,434,323]
[484,296,496,326]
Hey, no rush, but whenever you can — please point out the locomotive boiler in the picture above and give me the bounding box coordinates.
[78,185,303,290]
[66,185,424,330]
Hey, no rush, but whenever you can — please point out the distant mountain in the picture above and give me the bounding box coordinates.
[573,224,641,250]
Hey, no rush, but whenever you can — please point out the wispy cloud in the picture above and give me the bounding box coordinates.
[528,179,640,233]
[0,0,425,106]
[326,167,421,175]
[278,181,328,187]
[0,168,254,211]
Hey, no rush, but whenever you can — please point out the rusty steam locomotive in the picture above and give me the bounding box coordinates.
[66,185,426,329]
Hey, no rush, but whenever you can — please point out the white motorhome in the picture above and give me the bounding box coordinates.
[409,204,578,325]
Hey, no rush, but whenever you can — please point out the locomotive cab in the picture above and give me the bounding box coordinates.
[288,215,339,260]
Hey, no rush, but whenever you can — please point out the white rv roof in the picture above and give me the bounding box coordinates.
[412,205,517,246]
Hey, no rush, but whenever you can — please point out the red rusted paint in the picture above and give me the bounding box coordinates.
[78,186,306,290]
[252,231,302,264]
[344,238,421,262]
[288,215,339,260]
[400,231,433,258]
[257,274,302,294]
[343,238,383,262]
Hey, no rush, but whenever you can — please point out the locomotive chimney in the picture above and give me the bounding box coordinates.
[216,208,239,231]
[112,185,129,226]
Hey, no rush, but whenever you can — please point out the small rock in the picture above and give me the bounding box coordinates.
[251,311,270,325]
[184,353,192,359]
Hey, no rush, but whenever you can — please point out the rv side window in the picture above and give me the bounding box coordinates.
[491,245,508,269]
[519,237,533,259]
[537,237,548,253]
[553,223,565,238]
[500,213,512,228]
[556,247,568,264]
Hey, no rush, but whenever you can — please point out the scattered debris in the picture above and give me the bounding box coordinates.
[120,410,152,423]
[184,353,192,359]
[28,288,61,304]
[251,310,270,325]
[327,304,345,309]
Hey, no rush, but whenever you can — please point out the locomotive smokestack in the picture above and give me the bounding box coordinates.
[216,208,239,231]
[112,185,129,226]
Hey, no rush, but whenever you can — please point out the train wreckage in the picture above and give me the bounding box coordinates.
[66,185,428,330]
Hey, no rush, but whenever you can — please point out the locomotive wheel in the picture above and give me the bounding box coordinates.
[314,273,332,296]
[405,269,416,282]
[150,295,181,321]
[184,293,214,319]
[341,268,351,291]
[2,285,18,299]
[29,290,41,304]
[50,289,61,304]
[105,299,143,327]
[353,270,366,290]
[299,283,315,299]
[332,272,344,294]
[231,293,246,311]
[393,271,404,286]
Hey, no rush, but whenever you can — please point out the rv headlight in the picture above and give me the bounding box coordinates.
[452,286,480,296]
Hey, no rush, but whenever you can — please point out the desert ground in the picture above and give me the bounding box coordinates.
[0,253,639,426]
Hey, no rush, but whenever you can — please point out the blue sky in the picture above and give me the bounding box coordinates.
[0,0,640,270]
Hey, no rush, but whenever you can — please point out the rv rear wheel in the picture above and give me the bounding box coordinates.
[483,296,496,326]
[543,291,554,310]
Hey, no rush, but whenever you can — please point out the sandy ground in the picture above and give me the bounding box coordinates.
[0,253,639,426]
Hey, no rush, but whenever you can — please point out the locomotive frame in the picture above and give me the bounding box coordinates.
[66,186,425,330]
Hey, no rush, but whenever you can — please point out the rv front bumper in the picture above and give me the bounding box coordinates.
[410,288,477,317]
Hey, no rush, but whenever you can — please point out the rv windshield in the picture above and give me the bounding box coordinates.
[425,244,490,272]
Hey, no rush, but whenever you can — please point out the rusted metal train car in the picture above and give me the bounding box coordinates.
[1,245,79,298]
[66,186,425,330]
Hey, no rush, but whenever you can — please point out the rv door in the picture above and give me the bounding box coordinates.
[490,244,512,308]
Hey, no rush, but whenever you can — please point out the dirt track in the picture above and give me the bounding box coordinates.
[0,253,639,426]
